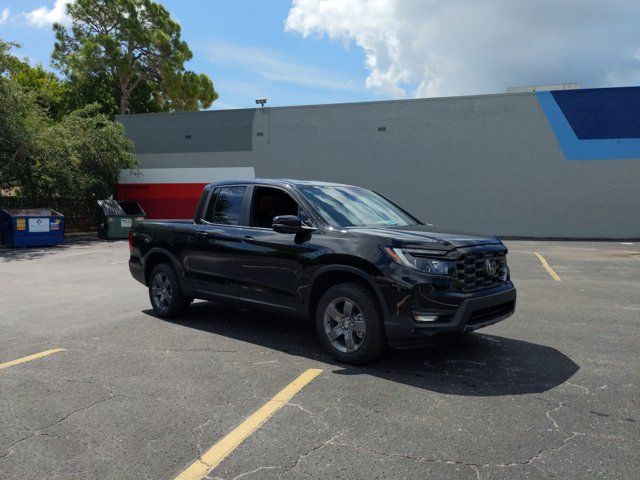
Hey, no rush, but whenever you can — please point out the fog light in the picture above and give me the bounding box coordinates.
[414,315,438,322]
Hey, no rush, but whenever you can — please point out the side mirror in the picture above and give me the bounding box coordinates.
[272,215,314,234]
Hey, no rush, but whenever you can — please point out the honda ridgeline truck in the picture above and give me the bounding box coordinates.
[129,179,516,364]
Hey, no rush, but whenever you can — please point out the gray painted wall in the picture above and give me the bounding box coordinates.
[118,92,640,238]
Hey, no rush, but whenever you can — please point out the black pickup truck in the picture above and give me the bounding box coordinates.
[129,179,516,364]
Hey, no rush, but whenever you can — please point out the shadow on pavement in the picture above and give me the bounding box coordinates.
[145,301,579,397]
[0,236,119,262]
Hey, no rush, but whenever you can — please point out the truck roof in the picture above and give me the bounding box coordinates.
[205,178,354,189]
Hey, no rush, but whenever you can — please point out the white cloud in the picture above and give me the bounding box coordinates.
[285,0,640,98]
[25,0,72,28]
[0,8,10,25]
[208,41,357,91]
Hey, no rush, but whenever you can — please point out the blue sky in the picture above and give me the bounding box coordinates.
[1,0,639,109]
[0,0,378,109]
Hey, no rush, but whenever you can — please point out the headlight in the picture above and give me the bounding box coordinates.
[385,247,455,275]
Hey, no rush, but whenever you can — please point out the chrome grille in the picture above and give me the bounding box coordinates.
[455,251,507,291]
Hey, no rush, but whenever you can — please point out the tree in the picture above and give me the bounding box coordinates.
[52,0,218,115]
[0,38,136,208]
[18,104,136,203]
[0,40,42,192]
[1,39,70,120]
[11,63,69,120]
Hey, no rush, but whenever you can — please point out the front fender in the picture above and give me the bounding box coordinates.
[304,264,390,321]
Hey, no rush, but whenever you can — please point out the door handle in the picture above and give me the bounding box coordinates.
[194,231,208,238]
[242,235,255,243]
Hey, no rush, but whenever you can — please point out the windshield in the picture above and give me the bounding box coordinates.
[298,185,420,228]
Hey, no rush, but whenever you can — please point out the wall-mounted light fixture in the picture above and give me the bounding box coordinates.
[255,98,267,112]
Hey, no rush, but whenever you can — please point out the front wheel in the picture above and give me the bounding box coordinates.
[315,282,386,364]
[148,263,190,318]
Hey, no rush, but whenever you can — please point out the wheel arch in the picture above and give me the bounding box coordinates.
[143,248,183,286]
[305,265,388,323]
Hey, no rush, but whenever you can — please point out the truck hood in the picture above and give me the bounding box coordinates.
[345,224,503,251]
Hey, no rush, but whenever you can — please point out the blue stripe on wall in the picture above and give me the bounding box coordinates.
[551,87,640,139]
[537,91,640,160]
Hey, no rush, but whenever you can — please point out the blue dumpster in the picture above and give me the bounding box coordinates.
[0,208,65,248]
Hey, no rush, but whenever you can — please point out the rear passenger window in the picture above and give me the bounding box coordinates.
[203,189,218,223]
[212,186,246,225]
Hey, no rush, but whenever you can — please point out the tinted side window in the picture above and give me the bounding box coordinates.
[203,189,218,222]
[212,186,246,225]
[250,187,301,228]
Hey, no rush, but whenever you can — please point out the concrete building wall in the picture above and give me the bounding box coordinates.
[117,87,640,238]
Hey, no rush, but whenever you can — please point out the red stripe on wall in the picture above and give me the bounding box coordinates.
[117,183,207,219]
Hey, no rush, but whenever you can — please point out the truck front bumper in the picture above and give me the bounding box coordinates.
[382,283,516,349]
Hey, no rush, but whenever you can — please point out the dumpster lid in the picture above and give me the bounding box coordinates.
[1,208,62,217]
[118,200,146,216]
[97,199,126,216]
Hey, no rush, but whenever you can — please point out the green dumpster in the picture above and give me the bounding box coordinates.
[97,199,146,240]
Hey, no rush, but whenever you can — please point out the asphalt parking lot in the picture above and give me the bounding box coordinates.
[1,239,638,479]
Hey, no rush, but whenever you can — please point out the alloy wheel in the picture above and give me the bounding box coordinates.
[323,297,366,353]
[151,272,173,311]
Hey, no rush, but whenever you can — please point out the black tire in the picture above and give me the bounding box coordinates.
[148,263,190,318]
[315,282,386,364]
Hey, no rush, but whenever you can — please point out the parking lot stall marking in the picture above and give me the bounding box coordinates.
[174,368,323,480]
[534,252,562,281]
[0,348,65,370]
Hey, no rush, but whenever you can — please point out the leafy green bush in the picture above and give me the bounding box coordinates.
[0,39,137,228]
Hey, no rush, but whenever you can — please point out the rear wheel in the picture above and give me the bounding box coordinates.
[148,263,190,318]
[315,282,386,364]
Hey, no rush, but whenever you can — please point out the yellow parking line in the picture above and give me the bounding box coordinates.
[534,252,561,281]
[174,368,323,480]
[0,348,65,370]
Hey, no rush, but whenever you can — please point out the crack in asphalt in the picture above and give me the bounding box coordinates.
[0,392,119,460]
[281,433,345,474]
[218,388,632,480]
[235,420,626,480]
[230,466,281,480]
[564,382,591,395]
[283,435,489,477]
[535,395,633,431]
[545,402,564,431]
[286,402,313,416]
[193,418,212,461]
